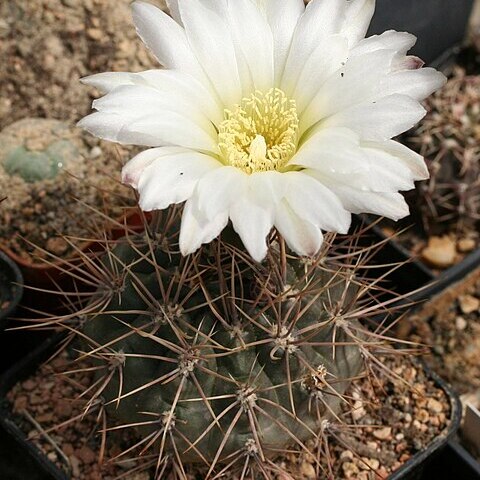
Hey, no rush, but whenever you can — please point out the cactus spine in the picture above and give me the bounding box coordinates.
[36,209,396,478]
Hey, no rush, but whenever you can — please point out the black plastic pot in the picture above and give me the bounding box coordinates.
[0,253,54,377]
[368,0,475,64]
[0,335,463,480]
[365,219,480,308]
[0,251,24,330]
[0,335,68,480]
[424,441,480,479]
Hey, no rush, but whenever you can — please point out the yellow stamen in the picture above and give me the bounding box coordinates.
[218,88,299,174]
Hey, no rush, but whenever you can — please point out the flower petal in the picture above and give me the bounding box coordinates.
[357,145,418,191]
[178,0,242,108]
[284,171,351,233]
[291,34,349,114]
[78,110,218,151]
[81,70,223,125]
[300,48,396,131]
[230,192,274,262]
[366,140,429,180]
[275,201,323,257]
[194,166,248,220]
[248,171,287,206]
[381,68,447,101]
[351,30,416,57]
[282,0,346,92]
[81,72,137,93]
[225,0,274,93]
[132,1,204,80]
[258,0,305,84]
[292,127,367,175]
[137,152,221,211]
[295,127,427,194]
[122,146,187,188]
[79,84,219,151]
[321,94,426,141]
[320,182,410,220]
[342,0,375,47]
[180,199,229,255]
[92,85,216,136]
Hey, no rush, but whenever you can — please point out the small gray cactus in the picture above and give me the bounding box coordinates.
[0,119,79,183]
[3,141,75,183]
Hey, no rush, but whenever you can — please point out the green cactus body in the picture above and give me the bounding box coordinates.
[81,222,363,467]
[3,142,72,183]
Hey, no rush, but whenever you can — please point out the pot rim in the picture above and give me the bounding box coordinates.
[0,208,147,271]
[0,251,24,322]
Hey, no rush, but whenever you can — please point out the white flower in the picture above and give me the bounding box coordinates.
[78,0,446,262]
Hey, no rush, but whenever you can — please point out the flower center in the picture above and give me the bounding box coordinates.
[218,88,299,174]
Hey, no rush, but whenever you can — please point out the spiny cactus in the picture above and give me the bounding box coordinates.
[406,69,480,235]
[32,207,406,479]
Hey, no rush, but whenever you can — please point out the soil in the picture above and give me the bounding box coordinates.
[277,355,451,480]
[5,351,451,480]
[379,38,480,273]
[398,267,480,406]
[0,0,169,263]
[380,223,478,275]
[0,0,166,130]
[0,118,137,263]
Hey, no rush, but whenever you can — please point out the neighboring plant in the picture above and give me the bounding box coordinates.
[407,70,480,235]
[0,118,133,262]
[3,140,75,183]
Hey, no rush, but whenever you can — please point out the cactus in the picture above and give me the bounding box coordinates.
[36,208,401,479]
[406,70,480,235]
[0,119,80,184]
[3,141,75,183]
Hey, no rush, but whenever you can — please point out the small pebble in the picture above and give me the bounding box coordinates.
[13,395,28,411]
[86,28,103,41]
[360,457,380,471]
[69,455,81,478]
[89,146,102,159]
[352,400,367,421]
[300,461,316,479]
[342,462,360,479]
[22,380,36,391]
[459,295,480,315]
[456,316,468,331]
[457,238,476,253]
[47,452,58,462]
[340,450,354,462]
[421,236,456,268]
[427,398,444,414]
[373,427,392,440]
[75,445,96,465]
[417,409,430,423]
[63,443,74,456]
[46,237,69,256]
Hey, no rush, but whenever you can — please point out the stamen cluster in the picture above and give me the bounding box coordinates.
[218,88,299,174]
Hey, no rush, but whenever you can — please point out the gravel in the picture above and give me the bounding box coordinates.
[6,351,451,479]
